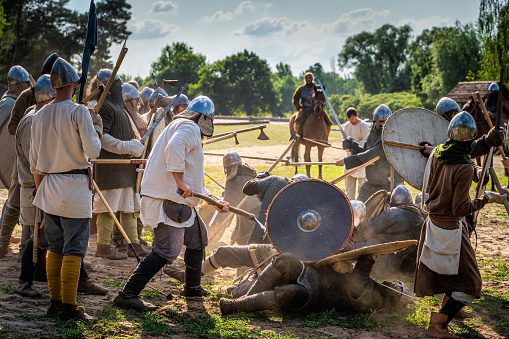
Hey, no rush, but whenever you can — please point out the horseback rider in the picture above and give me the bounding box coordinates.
[292,72,332,138]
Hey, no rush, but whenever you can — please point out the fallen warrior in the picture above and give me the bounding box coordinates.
[210,244,407,315]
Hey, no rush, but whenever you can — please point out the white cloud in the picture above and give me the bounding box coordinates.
[234,1,254,15]
[397,16,454,34]
[151,1,178,13]
[234,17,301,36]
[324,8,390,34]
[129,18,180,39]
[203,10,233,23]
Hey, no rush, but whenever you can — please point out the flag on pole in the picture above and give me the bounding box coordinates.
[79,0,98,102]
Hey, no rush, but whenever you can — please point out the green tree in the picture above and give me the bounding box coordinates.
[478,0,509,81]
[148,42,206,95]
[190,50,275,116]
[338,24,412,94]
[272,72,300,117]
[275,62,292,77]
[0,0,8,39]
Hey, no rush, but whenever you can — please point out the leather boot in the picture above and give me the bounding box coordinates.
[128,243,150,258]
[114,251,166,311]
[164,266,185,283]
[95,243,127,260]
[181,248,209,297]
[247,264,283,296]
[441,295,474,319]
[16,280,41,298]
[59,303,98,322]
[47,299,62,316]
[220,291,278,315]
[77,278,108,295]
[428,312,462,339]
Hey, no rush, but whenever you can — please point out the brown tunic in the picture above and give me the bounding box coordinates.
[414,159,487,299]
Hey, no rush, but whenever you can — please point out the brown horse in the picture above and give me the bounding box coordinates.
[289,87,330,179]
[462,96,490,139]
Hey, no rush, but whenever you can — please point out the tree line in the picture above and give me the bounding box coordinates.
[0,0,507,119]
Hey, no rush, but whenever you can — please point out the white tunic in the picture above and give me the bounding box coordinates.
[140,118,209,228]
[30,100,101,218]
[344,120,370,178]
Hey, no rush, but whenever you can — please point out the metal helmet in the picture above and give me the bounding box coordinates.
[291,174,309,182]
[223,151,242,167]
[488,82,499,94]
[148,88,168,108]
[447,111,477,141]
[390,185,413,205]
[34,74,56,103]
[173,94,190,107]
[140,87,154,104]
[351,200,366,226]
[41,53,60,75]
[188,96,214,118]
[50,57,79,89]
[96,69,121,87]
[122,83,142,104]
[435,97,461,117]
[372,104,391,129]
[7,66,30,86]
[414,192,428,207]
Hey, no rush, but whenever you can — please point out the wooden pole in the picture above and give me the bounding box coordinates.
[286,161,338,166]
[267,139,297,173]
[330,156,379,184]
[383,140,426,150]
[82,86,101,104]
[210,125,267,139]
[476,91,507,159]
[390,166,395,192]
[135,106,159,192]
[209,195,251,242]
[91,159,147,165]
[203,152,279,162]
[203,132,238,145]
[302,137,343,150]
[204,172,225,190]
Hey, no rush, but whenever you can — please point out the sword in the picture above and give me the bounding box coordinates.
[208,210,219,227]
[317,79,347,139]
[374,281,422,303]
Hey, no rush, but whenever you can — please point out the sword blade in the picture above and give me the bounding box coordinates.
[316,79,347,139]
[374,281,422,303]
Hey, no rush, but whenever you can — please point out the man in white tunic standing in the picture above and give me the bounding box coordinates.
[343,107,369,200]
[114,96,229,311]
[30,57,102,321]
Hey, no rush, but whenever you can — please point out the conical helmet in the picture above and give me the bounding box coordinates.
[50,57,79,89]
[34,74,56,103]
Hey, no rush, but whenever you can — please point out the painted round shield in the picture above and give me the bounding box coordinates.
[382,108,449,190]
[266,179,353,262]
[0,120,15,188]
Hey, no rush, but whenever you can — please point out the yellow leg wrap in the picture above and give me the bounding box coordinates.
[120,212,139,244]
[96,212,114,245]
[46,251,63,301]
[61,255,82,306]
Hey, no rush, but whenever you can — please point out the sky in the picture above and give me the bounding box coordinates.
[67,0,480,79]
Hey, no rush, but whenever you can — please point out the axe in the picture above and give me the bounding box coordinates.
[210,125,269,141]
[203,132,239,145]
[163,79,178,91]
[177,189,265,231]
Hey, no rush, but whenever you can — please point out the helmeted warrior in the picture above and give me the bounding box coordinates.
[146,87,170,149]
[113,96,230,311]
[30,57,102,321]
[122,83,148,137]
[170,93,189,117]
[292,72,332,138]
[15,74,106,298]
[139,87,154,115]
[0,65,32,258]
[93,69,149,260]
[336,104,404,202]
[483,82,499,117]
[355,185,424,276]
[415,112,507,339]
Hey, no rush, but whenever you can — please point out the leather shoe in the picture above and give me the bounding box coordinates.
[16,281,41,298]
[77,278,108,295]
[114,291,158,311]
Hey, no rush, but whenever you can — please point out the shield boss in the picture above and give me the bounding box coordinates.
[382,107,449,190]
[266,179,353,261]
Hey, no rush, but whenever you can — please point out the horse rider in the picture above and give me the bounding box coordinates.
[292,72,332,138]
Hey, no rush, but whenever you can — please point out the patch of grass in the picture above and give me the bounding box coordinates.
[140,289,166,300]
[102,277,127,288]
[299,309,378,329]
[472,288,509,328]
[54,320,87,338]
[406,295,441,326]
[478,258,509,280]
[0,282,16,293]
[16,313,47,321]
[0,324,17,334]
[138,311,177,335]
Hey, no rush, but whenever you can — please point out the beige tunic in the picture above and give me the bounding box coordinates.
[30,100,101,218]
[344,120,370,178]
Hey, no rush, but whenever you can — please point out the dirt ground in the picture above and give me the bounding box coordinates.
[0,147,508,338]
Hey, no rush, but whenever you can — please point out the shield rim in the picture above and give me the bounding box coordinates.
[266,178,354,262]
[382,107,449,190]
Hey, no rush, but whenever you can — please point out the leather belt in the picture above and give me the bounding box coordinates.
[52,168,93,191]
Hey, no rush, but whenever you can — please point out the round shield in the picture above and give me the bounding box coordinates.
[266,179,353,262]
[314,240,418,268]
[363,189,389,222]
[0,120,15,188]
[382,107,449,190]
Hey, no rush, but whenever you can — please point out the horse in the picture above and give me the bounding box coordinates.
[289,87,330,179]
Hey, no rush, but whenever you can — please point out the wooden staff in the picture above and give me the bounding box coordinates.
[210,125,267,139]
[95,40,128,114]
[209,195,251,242]
[145,94,163,126]
[488,167,509,214]
[390,166,395,192]
[473,149,494,221]
[286,161,338,166]
[93,180,141,262]
[203,132,238,145]
[383,140,426,150]
[82,86,101,105]
[267,139,297,173]
[204,172,225,190]
[476,91,507,159]
[29,74,36,87]
[203,152,279,162]
[302,137,343,150]
[330,156,379,184]
[91,159,147,165]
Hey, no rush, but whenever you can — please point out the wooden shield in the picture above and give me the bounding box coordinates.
[364,189,389,221]
[314,240,417,268]
[382,108,449,190]
[266,179,354,262]
[0,120,15,188]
